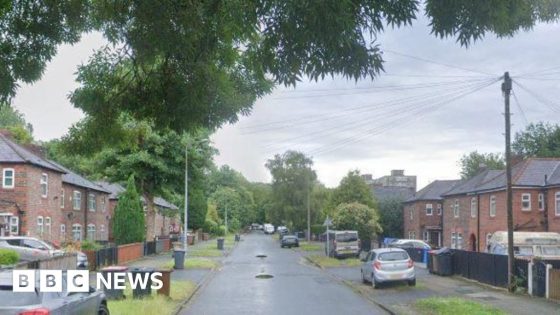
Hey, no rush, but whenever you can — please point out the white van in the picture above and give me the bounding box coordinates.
[264,224,275,234]
[487,231,560,258]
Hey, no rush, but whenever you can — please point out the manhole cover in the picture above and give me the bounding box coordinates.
[255,274,274,279]
[256,254,267,258]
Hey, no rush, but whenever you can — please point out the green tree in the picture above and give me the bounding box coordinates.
[332,202,382,248]
[0,105,33,143]
[247,182,273,224]
[459,151,505,179]
[329,170,376,214]
[513,122,560,158]
[210,186,253,232]
[377,198,404,239]
[265,151,317,230]
[112,176,145,245]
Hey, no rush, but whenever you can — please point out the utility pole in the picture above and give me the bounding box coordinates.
[502,72,515,293]
[183,141,189,252]
[307,173,311,242]
[225,204,228,235]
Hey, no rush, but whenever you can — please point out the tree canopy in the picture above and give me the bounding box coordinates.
[459,151,505,179]
[328,170,376,214]
[332,202,382,248]
[513,122,560,158]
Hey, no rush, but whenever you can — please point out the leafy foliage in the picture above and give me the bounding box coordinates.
[459,151,505,179]
[0,248,19,265]
[0,105,33,143]
[332,202,382,244]
[329,170,376,214]
[513,122,560,158]
[377,197,404,239]
[112,176,145,245]
[265,151,317,230]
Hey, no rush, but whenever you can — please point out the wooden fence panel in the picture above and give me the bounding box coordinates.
[549,269,560,301]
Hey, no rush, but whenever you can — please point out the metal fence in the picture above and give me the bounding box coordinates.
[145,241,157,256]
[96,246,118,267]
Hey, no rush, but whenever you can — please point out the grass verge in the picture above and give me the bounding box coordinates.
[188,248,223,257]
[298,242,322,252]
[307,255,361,268]
[415,297,506,315]
[161,257,218,269]
[108,280,196,315]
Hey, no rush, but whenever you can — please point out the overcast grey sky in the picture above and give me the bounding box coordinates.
[12,16,560,189]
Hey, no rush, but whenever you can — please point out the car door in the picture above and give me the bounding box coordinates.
[364,252,375,280]
[22,239,50,260]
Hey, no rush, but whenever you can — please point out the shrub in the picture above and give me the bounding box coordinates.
[0,249,19,265]
[81,240,102,251]
[311,224,326,235]
[203,219,218,233]
[213,225,226,236]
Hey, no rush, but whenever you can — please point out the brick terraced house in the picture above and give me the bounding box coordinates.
[442,158,560,252]
[403,179,460,248]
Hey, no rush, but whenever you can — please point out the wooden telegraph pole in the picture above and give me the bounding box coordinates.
[502,72,515,292]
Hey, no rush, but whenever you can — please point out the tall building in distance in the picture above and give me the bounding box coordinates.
[361,170,417,201]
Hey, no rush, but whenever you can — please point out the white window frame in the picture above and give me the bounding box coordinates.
[453,199,459,218]
[490,195,496,217]
[426,203,433,216]
[37,216,44,235]
[88,193,96,212]
[538,193,544,211]
[100,224,105,232]
[521,193,531,211]
[9,216,18,235]
[101,196,106,212]
[409,208,413,221]
[87,224,96,240]
[60,224,66,239]
[457,233,463,250]
[72,224,82,241]
[486,233,492,252]
[45,217,51,235]
[437,204,442,216]
[73,191,81,210]
[423,231,429,242]
[555,192,560,216]
[2,168,14,189]
[451,232,456,249]
[40,173,48,198]
[60,189,65,208]
[471,197,477,218]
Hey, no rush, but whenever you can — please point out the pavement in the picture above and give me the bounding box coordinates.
[296,248,560,315]
[181,231,387,315]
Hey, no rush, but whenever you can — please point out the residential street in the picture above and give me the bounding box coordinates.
[182,231,386,315]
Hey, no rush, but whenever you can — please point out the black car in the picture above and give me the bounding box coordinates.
[281,235,299,248]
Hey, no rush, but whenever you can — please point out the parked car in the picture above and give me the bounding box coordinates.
[487,231,560,258]
[360,248,415,289]
[0,236,88,269]
[280,235,299,248]
[277,226,288,234]
[263,224,275,234]
[389,239,431,250]
[325,230,360,258]
[0,270,109,315]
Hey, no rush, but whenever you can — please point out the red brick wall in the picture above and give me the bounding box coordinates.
[546,188,560,233]
[117,242,143,264]
[443,195,476,250]
[403,200,442,242]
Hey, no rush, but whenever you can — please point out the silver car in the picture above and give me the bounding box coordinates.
[0,237,88,269]
[0,270,109,315]
[360,248,415,288]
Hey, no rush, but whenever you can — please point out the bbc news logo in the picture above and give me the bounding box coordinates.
[12,270,163,292]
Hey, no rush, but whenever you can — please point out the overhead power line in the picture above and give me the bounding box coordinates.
[512,80,560,114]
[511,90,529,126]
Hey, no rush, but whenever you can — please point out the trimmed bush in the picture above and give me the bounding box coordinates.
[81,240,102,251]
[0,249,19,265]
[203,219,218,233]
[213,225,226,236]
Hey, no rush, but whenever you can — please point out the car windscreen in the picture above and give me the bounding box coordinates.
[378,252,409,261]
[283,236,296,240]
[335,233,358,242]
[0,285,41,306]
[541,246,560,256]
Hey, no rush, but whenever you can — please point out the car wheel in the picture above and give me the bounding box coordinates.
[372,274,380,289]
[408,279,416,286]
[98,303,110,315]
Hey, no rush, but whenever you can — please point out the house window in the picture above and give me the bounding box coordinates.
[2,168,14,188]
[426,204,433,216]
[555,192,560,216]
[101,196,106,212]
[9,216,18,235]
[60,189,65,208]
[490,195,496,217]
[73,191,81,210]
[457,233,463,249]
[87,224,96,240]
[45,217,51,235]
[423,231,429,242]
[451,232,456,249]
[40,173,48,197]
[72,224,82,241]
[453,199,459,218]
[471,197,477,218]
[437,204,442,216]
[538,193,544,211]
[486,233,493,252]
[100,224,105,232]
[88,193,96,212]
[521,193,531,211]
[409,208,413,221]
[60,224,66,240]
[37,216,44,236]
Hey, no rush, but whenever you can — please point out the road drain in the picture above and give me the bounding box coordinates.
[256,254,267,258]
[255,274,273,279]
